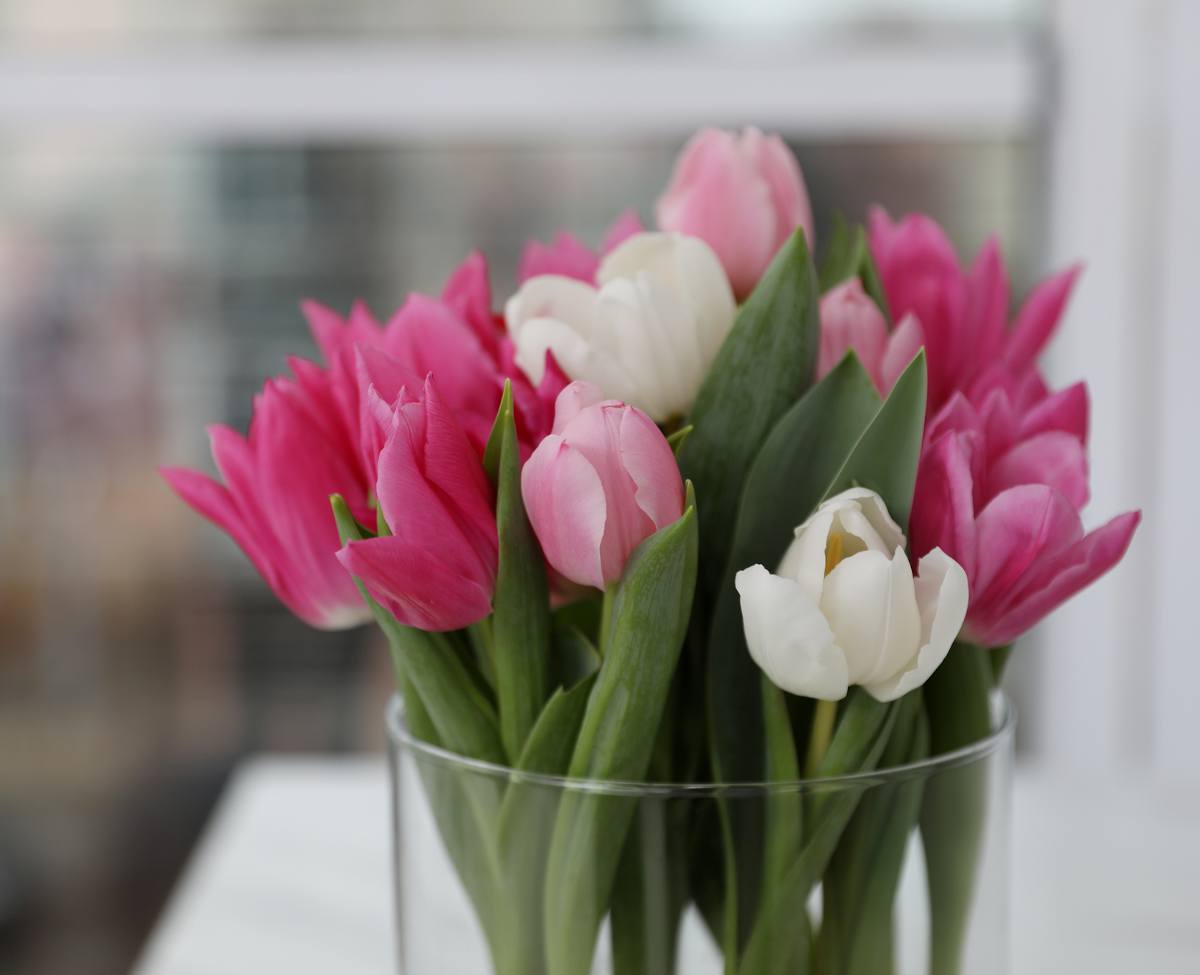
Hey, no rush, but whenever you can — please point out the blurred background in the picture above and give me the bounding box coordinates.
[0,0,1192,972]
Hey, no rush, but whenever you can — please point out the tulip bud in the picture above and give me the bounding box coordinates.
[735,488,968,702]
[505,232,736,422]
[337,378,499,632]
[818,279,926,396]
[655,126,814,299]
[521,382,685,590]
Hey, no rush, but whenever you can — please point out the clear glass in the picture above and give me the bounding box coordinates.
[386,694,1014,975]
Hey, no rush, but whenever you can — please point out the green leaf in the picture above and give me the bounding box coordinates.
[543,501,699,975]
[331,495,506,765]
[609,799,690,975]
[817,213,856,292]
[820,350,928,528]
[511,674,598,780]
[486,380,552,762]
[752,678,810,974]
[551,621,602,690]
[739,693,898,972]
[818,692,928,975]
[920,642,995,975]
[679,227,821,602]
[707,355,881,787]
[818,215,891,322]
[701,355,880,954]
[666,423,694,456]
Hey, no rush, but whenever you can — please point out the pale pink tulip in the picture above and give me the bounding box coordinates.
[655,127,814,299]
[817,278,925,395]
[521,382,684,590]
[337,379,498,631]
[161,367,371,630]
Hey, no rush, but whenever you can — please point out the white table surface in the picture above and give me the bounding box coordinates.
[131,757,1200,975]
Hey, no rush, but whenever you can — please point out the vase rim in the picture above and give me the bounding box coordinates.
[384,692,1015,797]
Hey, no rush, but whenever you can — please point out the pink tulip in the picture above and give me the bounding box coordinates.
[655,127,814,300]
[517,210,644,284]
[521,382,684,590]
[161,367,371,630]
[867,207,1082,414]
[910,390,1139,646]
[337,378,498,631]
[817,278,925,395]
[303,251,563,467]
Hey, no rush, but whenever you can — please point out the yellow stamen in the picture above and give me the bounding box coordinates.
[825,532,845,576]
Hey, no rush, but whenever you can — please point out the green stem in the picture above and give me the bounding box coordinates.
[805,699,838,777]
[598,588,616,657]
[467,619,497,690]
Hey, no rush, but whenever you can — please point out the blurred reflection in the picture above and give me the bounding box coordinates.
[0,133,1038,973]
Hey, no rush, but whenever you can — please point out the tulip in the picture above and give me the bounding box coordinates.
[337,378,499,631]
[505,232,737,422]
[817,278,925,395]
[911,422,1139,648]
[655,126,814,299]
[161,367,371,630]
[866,207,1082,414]
[521,382,684,590]
[303,251,563,466]
[518,210,644,284]
[735,489,969,702]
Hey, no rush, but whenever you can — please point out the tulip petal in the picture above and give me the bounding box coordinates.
[818,279,889,388]
[965,236,1010,369]
[418,380,497,562]
[551,381,609,434]
[742,127,814,252]
[337,537,493,631]
[617,405,686,530]
[161,464,285,593]
[440,249,501,356]
[518,231,599,285]
[821,550,921,687]
[1004,264,1082,374]
[879,313,926,395]
[970,484,1082,617]
[735,564,849,701]
[375,407,494,586]
[969,510,1140,646]
[521,435,608,590]
[600,209,645,253]
[654,128,776,297]
[864,548,968,702]
[911,432,979,578]
[988,430,1090,509]
[1019,381,1089,443]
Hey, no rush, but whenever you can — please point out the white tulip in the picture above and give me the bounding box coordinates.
[734,487,969,702]
[504,232,737,421]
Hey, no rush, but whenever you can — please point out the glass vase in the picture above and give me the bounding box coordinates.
[386,694,1013,975]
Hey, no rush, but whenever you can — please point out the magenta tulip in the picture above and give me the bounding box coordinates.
[161,367,371,630]
[867,207,1082,414]
[517,210,644,284]
[521,382,684,590]
[302,251,563,469]
[818,278,925,395]
[337,378,498,631]
[910,390,1139,646]
[655,127,814,299]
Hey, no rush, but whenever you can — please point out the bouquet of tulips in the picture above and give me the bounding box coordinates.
[164,128,1139,975]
